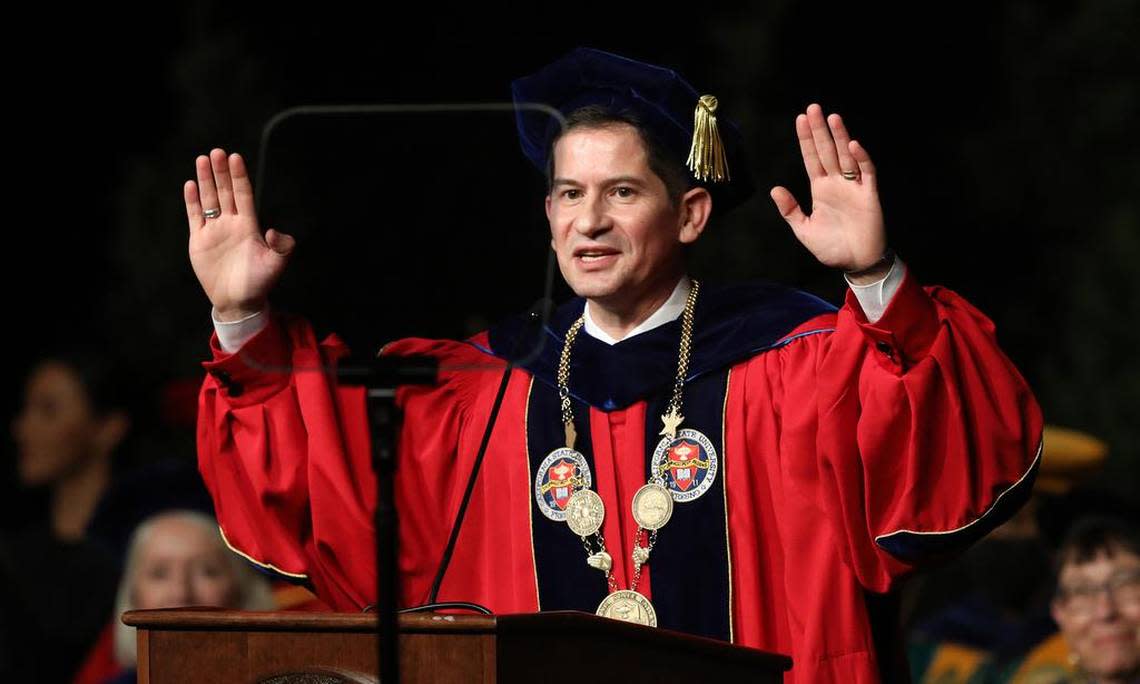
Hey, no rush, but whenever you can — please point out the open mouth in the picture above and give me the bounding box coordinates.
[574,252,619,271]
[574,246,620,263]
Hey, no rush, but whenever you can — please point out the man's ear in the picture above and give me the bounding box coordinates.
[546,194,555,251]
[678,187,712,245]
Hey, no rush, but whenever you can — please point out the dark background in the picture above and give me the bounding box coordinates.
[4,2,1138,517]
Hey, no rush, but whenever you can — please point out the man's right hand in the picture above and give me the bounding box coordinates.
[185,148,295,321]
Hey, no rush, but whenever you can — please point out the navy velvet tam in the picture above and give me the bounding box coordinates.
[511,47,755,213]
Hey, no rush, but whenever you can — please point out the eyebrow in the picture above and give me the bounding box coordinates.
[551,175,649,189]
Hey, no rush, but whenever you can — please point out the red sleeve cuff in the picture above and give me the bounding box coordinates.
[201,313,292,406]
[844,267,940,371]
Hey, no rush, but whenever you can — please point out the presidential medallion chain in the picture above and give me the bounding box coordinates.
[556,317,586,449]
[659,277,699,441]
[552,279,701,628]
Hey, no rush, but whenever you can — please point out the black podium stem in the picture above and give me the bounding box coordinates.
[367,388,399,683]
[342,356,437,684]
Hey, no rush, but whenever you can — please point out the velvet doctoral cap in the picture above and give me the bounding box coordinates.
[511,47,756,213]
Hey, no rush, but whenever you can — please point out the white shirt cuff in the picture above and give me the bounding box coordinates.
[212,307,268,353]
[845,257,907,324]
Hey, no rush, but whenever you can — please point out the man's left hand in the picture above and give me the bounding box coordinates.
[770,104,888,283]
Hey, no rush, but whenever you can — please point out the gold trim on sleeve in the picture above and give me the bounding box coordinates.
[874,437,1044,543]
[218,525,310,580]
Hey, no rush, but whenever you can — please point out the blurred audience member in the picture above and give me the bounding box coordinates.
[1048,516,1140,684]
[904,426,1117,682]
[86,510,274,684]
[12,350,132,541]
[1,349,135,683]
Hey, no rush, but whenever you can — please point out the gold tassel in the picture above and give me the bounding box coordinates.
[686,94,730,183]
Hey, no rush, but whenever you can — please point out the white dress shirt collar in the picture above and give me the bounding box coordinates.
[582,276,692,346]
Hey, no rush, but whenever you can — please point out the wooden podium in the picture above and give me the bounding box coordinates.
[123,609,791,683]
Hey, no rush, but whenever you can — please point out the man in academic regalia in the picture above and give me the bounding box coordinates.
[185,48,1043,682]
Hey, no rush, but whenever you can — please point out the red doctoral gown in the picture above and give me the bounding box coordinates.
[198,270,1043,683]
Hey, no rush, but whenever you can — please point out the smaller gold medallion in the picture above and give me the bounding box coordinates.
[631,483,674,531]
[565,489,605,537]
[596,590,657,627]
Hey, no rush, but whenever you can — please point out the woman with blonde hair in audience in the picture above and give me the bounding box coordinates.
[99,509,275,684]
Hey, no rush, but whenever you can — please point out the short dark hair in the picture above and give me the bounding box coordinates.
[32,346,136,418]
[1053,515,1140,593]
[546,105,694,206]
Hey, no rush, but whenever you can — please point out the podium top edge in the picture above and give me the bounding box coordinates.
[121,608,791,669]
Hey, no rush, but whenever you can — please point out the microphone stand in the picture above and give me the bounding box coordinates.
[340,355,438,684]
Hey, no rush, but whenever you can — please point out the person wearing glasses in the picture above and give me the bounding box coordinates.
[1050,516,1140,683]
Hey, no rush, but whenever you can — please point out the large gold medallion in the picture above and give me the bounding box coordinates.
[631,483,673,531]
[596,589,658,627]
[565,489,605,537]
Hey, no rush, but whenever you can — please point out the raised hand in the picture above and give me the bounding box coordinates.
[185,149,295,320]
[769,104,888,282]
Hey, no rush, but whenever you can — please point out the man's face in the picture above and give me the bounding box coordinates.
[545,124,688,311]
[1052,549,1140,679]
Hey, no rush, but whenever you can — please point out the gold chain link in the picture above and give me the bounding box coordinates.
[665,279,700,419]
[557,317,586,428]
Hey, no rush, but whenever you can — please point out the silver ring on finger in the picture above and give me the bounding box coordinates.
[841,170,859,181]
[203,207,222,219]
